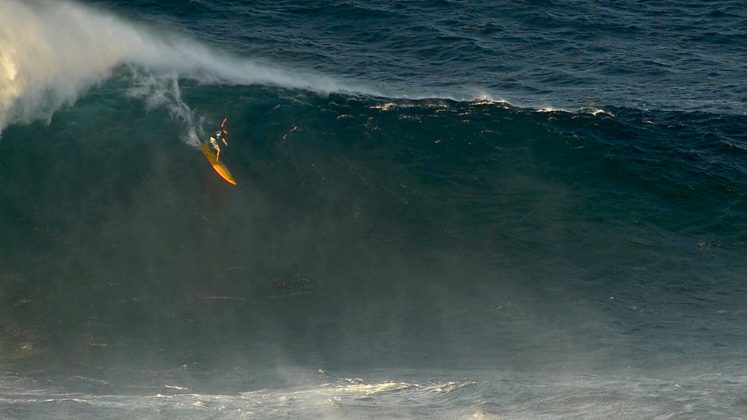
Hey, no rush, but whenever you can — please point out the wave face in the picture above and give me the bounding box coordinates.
[0,1,746,418]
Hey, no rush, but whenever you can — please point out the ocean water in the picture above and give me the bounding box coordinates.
[1,0,746,418]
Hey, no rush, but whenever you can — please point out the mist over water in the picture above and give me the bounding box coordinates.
[1,0,747,418]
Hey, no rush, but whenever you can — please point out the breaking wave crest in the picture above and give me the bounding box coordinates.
[0,0,376,134]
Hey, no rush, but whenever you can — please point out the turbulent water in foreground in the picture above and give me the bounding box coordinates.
[1,0,746,418]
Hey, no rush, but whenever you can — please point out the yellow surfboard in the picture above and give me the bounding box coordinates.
[200,142,237,186]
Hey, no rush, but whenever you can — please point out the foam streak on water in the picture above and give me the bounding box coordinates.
[1,372,745,419]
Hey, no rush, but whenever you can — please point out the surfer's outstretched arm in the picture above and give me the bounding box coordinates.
[220,117,229,145]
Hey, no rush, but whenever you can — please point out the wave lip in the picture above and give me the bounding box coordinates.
[0,0,377,134]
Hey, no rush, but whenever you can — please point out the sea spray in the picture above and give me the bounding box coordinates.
[126,70,203,147]
[0,0,372,134]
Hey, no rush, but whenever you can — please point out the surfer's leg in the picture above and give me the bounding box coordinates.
[216,148,221,162]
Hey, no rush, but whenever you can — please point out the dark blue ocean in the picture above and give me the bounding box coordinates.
[1,0,746,418]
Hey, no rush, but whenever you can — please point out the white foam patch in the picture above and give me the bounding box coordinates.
[470,94,512,106]
[334,380,413,395]
[584,108,615,117]
[0,0,377,134]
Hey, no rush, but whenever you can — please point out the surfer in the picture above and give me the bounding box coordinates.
[209,117,230,161]
[199,116,238,185]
